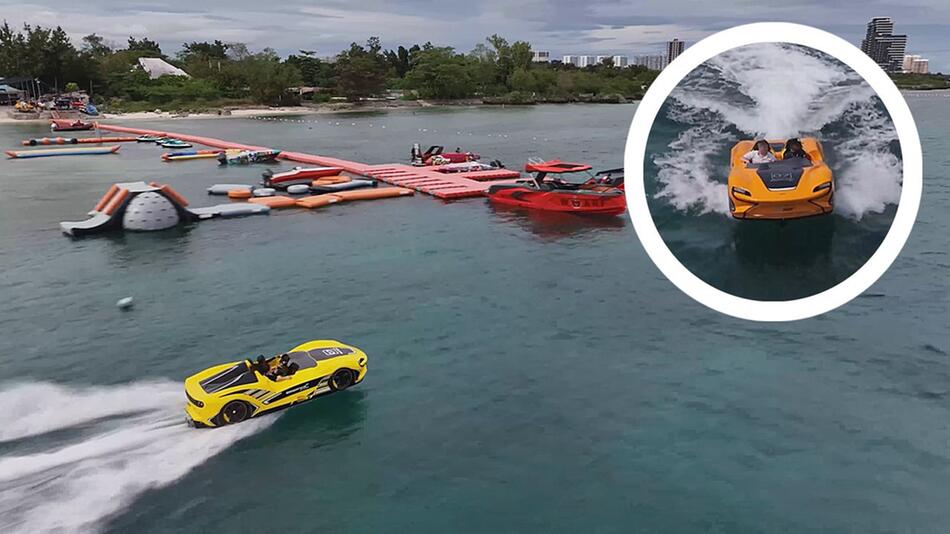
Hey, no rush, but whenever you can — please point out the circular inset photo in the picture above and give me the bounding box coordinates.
[625,23,922,320]
[647,42,901,301]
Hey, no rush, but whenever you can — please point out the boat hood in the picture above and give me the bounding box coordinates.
[189,361,259,394]
[754,157,812,190]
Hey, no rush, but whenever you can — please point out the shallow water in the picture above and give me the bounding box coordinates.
[0,96,949,533]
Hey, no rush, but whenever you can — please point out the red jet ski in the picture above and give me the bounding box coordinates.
[50,119,94,132]
[486,160,626,215]
[262,166,344,188]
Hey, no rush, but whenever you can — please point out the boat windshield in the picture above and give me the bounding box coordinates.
[746,156,813,170]
[540,169,596,185]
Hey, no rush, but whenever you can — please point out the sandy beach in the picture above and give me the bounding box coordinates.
[0,99,474,124]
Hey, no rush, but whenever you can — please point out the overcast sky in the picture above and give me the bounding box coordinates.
[5,0,949,70]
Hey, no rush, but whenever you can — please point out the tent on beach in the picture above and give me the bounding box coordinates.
[137,58,190,79]
[0,83,25,105]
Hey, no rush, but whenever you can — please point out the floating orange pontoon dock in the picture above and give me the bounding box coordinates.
[96,124,521,199]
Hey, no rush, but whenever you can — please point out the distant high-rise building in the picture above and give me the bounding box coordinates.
[860,17,908,72]
[562,54,628,68]
[666,39,685,64]
[578,55,598,68]
[634,55,667,71]
[532,51,551,63]
[562,55,581,67]
[903,54,930,74]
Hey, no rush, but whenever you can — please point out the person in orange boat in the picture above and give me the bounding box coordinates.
[741,140,776,165]
[782,138,812,161]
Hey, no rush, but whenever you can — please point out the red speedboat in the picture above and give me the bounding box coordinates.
[50,119,94,132]
[262,166,344,188]
[486,160,626,215]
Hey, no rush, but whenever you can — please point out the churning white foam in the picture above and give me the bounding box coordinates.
[654,43,902,219]
[0,381,272,533]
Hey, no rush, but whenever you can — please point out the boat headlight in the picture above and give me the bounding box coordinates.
[732,186,751,197]
[359,357,367,367]
[813,182,832,193]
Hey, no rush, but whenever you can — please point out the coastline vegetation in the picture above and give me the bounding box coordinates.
[1,21,945,113]
[889,73,950,90]
[0,22,659,112]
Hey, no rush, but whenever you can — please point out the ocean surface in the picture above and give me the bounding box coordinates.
[0,95,949,533]
[647,44,903,300]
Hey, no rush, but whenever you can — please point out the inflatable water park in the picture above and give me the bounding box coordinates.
[6,117,627,239]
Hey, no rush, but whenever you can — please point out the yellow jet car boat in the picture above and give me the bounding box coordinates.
[727,138,834,220]
[184,340,367,428]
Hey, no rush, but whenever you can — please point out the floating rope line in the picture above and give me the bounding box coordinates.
[244,114,536,139]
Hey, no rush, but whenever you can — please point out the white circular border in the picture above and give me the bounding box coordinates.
[624,22,922,322]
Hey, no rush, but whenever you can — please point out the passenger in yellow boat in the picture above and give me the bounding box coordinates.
[265,354,290,381]
[782,138,812,161]
[741,140,777,165]
[275,363,299,382]
[252,355,269,375]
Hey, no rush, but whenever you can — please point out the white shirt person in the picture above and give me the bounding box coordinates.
[741,140,777,165]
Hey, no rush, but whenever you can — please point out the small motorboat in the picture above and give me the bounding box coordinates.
[486,159,626,216]
[162,149,224,162]
[50,119,94,132]
[262,166,344,188]
[432,161,507,174]
[410,144,480,166]
[159,139,193,149]
[727,138,833,220]
[310,179,377,194]
[218,149,281,165]
[137,135,164,142]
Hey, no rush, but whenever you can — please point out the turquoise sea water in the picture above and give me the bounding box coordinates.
[0,95,949,532]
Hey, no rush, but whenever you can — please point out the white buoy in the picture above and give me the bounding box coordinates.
[117,297,134,310]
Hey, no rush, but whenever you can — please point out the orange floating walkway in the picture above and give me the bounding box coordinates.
[96,124,519,199]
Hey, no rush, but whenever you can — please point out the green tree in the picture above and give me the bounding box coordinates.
[384,44,420,78]
[404,46,474,99]
[335,37,390,100]
[484,35,532,90]
[178,40,228,62]
[285,50,337,87]
[81,33,112,58]
[241,52,301,104]
[127,36,162,56]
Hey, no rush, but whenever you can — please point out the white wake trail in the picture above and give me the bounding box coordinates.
[0,381,273,533]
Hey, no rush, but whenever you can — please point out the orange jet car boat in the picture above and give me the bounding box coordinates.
[727,138,834,220]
